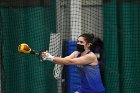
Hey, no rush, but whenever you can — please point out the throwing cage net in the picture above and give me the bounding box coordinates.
[1,0,140,93]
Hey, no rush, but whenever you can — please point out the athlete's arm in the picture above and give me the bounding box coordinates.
[53,53,97,65]
[42,51,97,65]
[42,51,77,65]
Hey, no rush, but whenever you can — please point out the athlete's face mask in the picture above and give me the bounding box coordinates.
[77,44,85,52]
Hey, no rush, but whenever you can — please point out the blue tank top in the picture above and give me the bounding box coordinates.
[76,51,105,93]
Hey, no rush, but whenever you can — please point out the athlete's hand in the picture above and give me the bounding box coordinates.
[41,51,54,61]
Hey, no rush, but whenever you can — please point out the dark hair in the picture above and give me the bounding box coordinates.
[79,33,95,45]
[79,33,103,61]
[92,37,103,61]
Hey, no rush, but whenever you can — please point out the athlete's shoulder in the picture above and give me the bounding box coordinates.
[87,52,97,58]
[72,51,80,57]
[73,51,80,54]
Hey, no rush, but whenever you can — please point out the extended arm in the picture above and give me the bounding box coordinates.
[42,51,96,65]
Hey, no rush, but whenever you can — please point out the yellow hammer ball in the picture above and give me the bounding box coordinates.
[18,43,31,54]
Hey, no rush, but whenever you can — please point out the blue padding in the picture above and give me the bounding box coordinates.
[65,40,77,56]
[65,40,81,93]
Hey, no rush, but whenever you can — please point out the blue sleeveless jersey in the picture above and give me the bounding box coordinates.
[76,52,105,93]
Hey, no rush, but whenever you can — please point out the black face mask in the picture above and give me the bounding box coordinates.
[77,44,85,52]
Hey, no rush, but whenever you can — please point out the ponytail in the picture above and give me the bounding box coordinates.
[91,37,103,61]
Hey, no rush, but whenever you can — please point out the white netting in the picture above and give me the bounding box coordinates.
[53,64,64,80]
[49,33,63,80]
